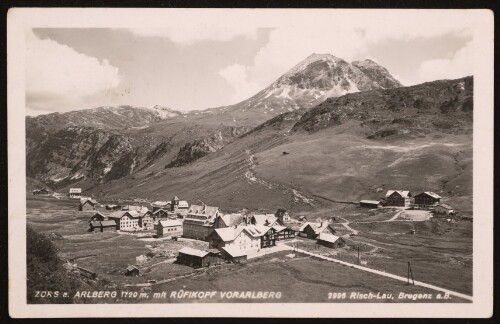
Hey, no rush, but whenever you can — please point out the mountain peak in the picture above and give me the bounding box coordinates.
[285,53,344,76]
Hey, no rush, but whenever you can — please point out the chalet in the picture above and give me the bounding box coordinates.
[414,192,441,206]
[89,212,106,222]
[151,201,171,212]
[33,188,49,195]
[272,225,296,240]
[207,225,263,252]
[385,190,412,207]
[105,204,121,211]
[317,233,346,249]
[157,219,183,238]
[298,222,336,239]
[434,204,455,216]
[79,198,97,211]
[275,209,291,223]
[359,200,382,208]
[214,213,245,229]
[142,211,155,230]
[69,188,82,199]
[257,226,278,248]
[108,210,145,232]
[125,265,140,276]
[298,216,307,221]
[250,214,281,227]
[176,247,224,268]
[183,204,220,240]
[220,246,247,263]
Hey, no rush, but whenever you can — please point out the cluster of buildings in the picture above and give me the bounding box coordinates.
[84,195,347,268]
[360,190,455,215]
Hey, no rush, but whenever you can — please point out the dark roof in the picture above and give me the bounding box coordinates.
[100,220,116,227]
[415,191,442,199]
[275,208,288,218]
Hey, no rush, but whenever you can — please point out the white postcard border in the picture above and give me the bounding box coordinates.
[7,8,494,318]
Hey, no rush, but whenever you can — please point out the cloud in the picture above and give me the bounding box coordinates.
[218,64,262,103]
[213,10,474,99]
[26,30,121,113]
[418,41,473,82]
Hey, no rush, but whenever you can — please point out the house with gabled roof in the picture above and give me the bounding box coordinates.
[214,213,245,229]
[89,211,106,223]
[434,204,455,216]
[151,200,171,212]
[207,225,266,252]
[414,192,441,206]
[298,222,336,239]
[79,198,97,211]
[275,208,291,223]
[157,219,183,238]
[176,247,224,268]
[317,233,346,249]
[272,225,296,240]
[385,190,412,207]
[250,214,281,227]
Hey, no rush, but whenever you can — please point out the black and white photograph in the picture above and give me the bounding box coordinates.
[7,8,493,318]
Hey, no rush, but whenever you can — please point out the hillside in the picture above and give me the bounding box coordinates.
[26,53,403,191]
[82,77,472,214]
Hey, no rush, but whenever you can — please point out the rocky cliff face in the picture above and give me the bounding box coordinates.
[166,127,250,168]
[291,76,473,137]
[26,109,250,190]
[26,126,136,188]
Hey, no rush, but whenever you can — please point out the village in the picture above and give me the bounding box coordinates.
[32,186,465,280]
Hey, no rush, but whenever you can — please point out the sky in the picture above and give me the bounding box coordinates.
[25,10,474,116]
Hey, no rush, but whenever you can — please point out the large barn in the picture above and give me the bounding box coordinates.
[176,247,224,268]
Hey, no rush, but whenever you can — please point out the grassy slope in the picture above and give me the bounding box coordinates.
[90,124,472,216]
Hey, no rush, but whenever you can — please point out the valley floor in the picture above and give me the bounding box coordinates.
[26,195,472,304]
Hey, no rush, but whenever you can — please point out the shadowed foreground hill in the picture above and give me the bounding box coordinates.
[27,226,86,304]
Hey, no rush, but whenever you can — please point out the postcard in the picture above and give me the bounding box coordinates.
[8,8,494,318]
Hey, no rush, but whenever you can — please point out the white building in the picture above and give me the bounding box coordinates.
[207,225,266,252]
[69,188,82,199]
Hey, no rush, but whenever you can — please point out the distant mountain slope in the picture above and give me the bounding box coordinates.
[197,53,403,125]
[81,77,473,214]
[26,105,182,132]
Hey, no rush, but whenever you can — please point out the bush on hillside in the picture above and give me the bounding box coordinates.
[26,226,85,304]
